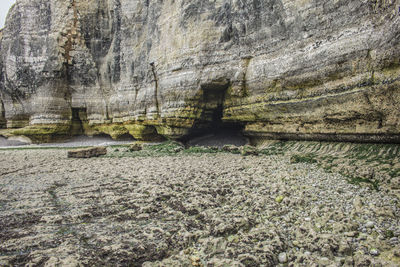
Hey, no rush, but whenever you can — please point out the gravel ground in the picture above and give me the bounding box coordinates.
[0,146,400,266]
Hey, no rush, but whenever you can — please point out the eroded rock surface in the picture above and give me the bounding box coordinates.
[0,0,400,142]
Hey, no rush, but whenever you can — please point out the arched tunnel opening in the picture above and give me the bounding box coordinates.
[182,81,248,147]
[70,107,87,136]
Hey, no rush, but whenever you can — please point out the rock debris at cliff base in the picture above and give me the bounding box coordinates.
[1,143,400,266]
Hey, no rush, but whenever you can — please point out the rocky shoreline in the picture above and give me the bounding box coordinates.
[0,142,399,266]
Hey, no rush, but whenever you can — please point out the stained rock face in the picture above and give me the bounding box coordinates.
[0,0,399,142]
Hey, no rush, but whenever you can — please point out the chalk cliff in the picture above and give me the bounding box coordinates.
[0,0,399,143]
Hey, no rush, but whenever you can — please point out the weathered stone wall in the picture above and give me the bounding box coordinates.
[0,0,399,142]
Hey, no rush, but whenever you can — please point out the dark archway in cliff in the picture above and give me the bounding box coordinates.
[183,81,247,147]
[70,108,87,136]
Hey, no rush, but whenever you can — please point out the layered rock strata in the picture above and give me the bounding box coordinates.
[0,0,399,143]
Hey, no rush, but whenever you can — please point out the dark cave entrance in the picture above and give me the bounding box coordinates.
[183,81,247,147]
[203,86,243,130]
[70,107,87,136]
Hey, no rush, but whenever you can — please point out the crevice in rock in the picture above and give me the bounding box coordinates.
[241,57,252,97]
[150,62,160,116]
[0,98,6,128]
[105,104,110,120]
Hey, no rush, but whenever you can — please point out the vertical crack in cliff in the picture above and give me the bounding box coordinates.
[150,62,161,117]
[59,0,87,131]
[111,0,122,83]
[72,0,78,28]
[0,98,6,128]
[59,0,82,109]
[62,0,80,66]
[241,57,252,97]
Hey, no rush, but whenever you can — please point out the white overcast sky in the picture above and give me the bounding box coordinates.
[1,0,16,28]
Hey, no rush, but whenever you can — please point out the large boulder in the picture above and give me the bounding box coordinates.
[68,147,107,158]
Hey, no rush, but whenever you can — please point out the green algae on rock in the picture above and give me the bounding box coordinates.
[10,124,71,143]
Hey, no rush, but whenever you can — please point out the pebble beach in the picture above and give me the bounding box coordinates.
[1,142,399,266]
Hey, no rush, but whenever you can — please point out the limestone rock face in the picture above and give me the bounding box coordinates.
[0,0,399,142]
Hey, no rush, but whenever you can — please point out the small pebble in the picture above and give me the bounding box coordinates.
[319,257,330,265]
[275,195,285,203]
[365,221,375,228]
[345,231,357,237]
[370,248,380,256]
[278,252,287,263]
[358,233,368,240]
